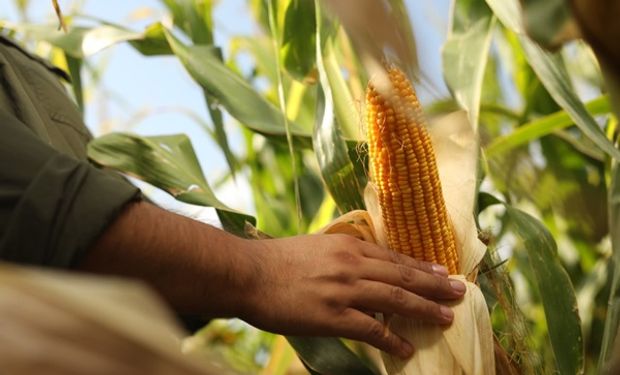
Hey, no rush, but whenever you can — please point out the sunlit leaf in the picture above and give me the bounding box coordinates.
[442,0,496,130]
[161,0,214,45]
[157,2,237,177]
[64,53,84,113]
[313,54,365,213]
[129,22,173,56]
[163,27,311,142]
[0,22,171,57]
[506,207,584,375]
[314,7,365,213]
[484,0,522,33]
[323,41,362,140]
[87,133,254,236]
[261,335,297,375]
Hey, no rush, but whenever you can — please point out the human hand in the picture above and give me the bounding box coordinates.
[238,234,466,358]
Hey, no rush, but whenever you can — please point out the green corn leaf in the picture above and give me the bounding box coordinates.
[486,0,620,160]
[313,3,365,213]
[163,27,312,143]
[0,22,171,57]
[506,206,584,375]
[485,95,609,157]
[286,337,378,375]
[442,0,496,130]
[281,0,317,82]
[598,159,620,372]
[87,133,254,236]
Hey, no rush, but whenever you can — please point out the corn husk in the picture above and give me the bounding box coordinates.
[0,263,242,375]
[321,110,494,375]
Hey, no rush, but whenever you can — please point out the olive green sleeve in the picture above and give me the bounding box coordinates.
[0,109,141,268]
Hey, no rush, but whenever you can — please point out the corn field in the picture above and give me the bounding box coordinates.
[3,0,620,373]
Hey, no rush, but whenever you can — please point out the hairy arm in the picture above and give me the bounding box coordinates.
[79,200,466,358]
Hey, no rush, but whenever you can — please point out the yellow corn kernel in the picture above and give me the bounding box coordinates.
[366,66,459,274]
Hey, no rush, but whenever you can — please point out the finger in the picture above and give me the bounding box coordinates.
[360,259,465,300]
[359,243,448,277]
[351,280,454,325]
[338,308,414,359]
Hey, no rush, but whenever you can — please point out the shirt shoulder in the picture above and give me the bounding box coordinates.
[0,34,91,159]
[0,35,71,82]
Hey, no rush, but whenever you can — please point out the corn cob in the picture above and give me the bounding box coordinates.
[366,66,459,274]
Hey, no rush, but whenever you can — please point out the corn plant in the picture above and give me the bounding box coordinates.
[4,0,620,373]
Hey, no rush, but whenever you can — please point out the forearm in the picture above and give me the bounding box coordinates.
[77,200,256,318]
[77,199,465,358]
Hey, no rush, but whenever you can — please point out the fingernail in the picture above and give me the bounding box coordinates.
[450,279,466,294]
[432,264,448,276]
[399,341,414,358]
[440,306,454,322]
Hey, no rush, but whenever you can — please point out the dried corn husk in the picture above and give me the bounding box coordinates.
[0,263,241,375]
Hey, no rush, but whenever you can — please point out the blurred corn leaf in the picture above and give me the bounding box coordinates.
[442,0,496,129]
[64,53,84,112]
[485,0,620,161]
[286,337,378,375]
[260,335,297,375]
[0,22,171,57]
[281,0,317,82]
[519,0,579,50]
[571,0,620,79]
[160,0,214,45]
[537,135,608,244]
[485,95,610,157]
[321,0,417,77]
[506,207,584,375]
[322,40,362,141]
[87,133,254,236]
[599,160,620,372]
[571,0,620,119]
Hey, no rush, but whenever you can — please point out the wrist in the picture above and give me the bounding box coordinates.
[231,238,267,321]
[198,233,266,320]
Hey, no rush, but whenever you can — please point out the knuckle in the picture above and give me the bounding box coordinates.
[366,320,387,341]
[387,250,404,264]
[390,286,407,305]
[333,233,359,248]
[397,264,416,286]
[330,248,363,269]
[325,256,358,285]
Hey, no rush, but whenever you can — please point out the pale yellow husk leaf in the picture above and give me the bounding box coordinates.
[321,110,494,375]
[0,262,242,375]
